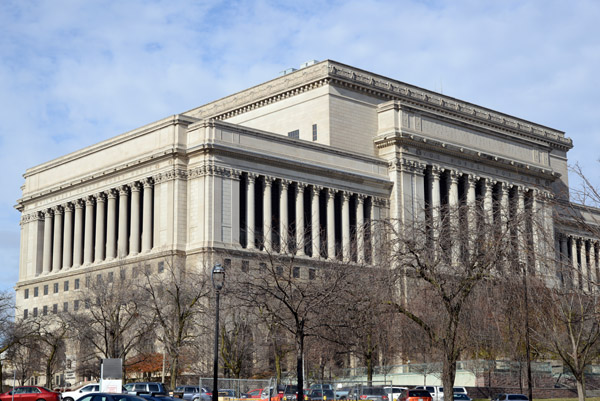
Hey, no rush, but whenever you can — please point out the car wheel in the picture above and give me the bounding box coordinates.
[63,398,74,401]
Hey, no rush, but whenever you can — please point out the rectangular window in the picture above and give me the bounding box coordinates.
[74,279,80,290]
[108,272,114,283]
[54,283,59,293]
[23,309,28,319]
[74,300,79,311]
[293,266,300,278]
[276,266,283,275]
[288,129,299,139]
[43,305,48,316]
[24,289,29,299]
[52,304,58,314]
[64,281,69,291]
[33,307,38,317]
[85,276,90,288]
[309,268,316,280]
[34,287,38,297]
[43,285,48,295]
[96,274,102,284]
[312,124,317,141]
[144,264,151,275]
[158,261,164,273]
[120,268,126,280]
[224,259,231,269]
[85,299,90,309]
[63,302,68,312]
[241,260,249,272]
[259,262,267,270]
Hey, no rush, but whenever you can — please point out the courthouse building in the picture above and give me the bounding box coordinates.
[15,60,599,326]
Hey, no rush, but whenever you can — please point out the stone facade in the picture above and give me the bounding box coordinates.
[14,60,600,377]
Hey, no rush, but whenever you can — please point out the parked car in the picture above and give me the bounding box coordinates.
[398,389,432,401]
[335,388,351,400]
[383,387,407,401]
[493,395,528,401]
[173,387,200,401]
[0,386,60,401]
[218,390,236,398]
[413,387,441,400]
[191,388,212,401]
[448,389,467,397]
[125,383,169,396]
[62,384,101,401]
[309,386,333,391]
[263,385,298,401]
[78,393,147,401]
[347,387,388,401]
[452,394,471,401]
[241,389,263,399]
[306,390,335,401]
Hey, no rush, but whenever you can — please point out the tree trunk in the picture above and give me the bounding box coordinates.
[296,330,305,401]
[0,358,3,393]
[575,374,585,401]
[366,333,373,386]
[170,355,179,391]
[275,353,282,383]
[442,351,457,401]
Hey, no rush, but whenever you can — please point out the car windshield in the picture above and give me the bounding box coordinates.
[409,391,431,397]
[364,388,386,395]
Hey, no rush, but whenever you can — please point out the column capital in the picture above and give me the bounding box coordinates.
[131,181,142,192]
[312,185,323,194]
[142,177,154,187]
[106,188,118,199]
[341,191,351,201]
[230,169,243,180]
[280,178,292,188]
[357,194,367,204]
[74,199,85,209]
[448,169,460,183]
[483,177,495,189]
[431,165,443,177]
[247,172,259,181]
[325,187,337,199]
[96,192,107,203]
[466,174,479,187]
[86,195,96,206]
[264,176,274,187]
[64,202,74,212]
[500,181,510,193]
[52,205,63,215]
[43,208,54,218]
[297,182,307,193]
[118,185,130,196]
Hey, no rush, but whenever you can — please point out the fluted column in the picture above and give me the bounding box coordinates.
[73,200,84,268]
[42,209,53,275]
[263,177,273,252]
[466,175,477,250]
[431,166,441,228]
[279,180,289,254]
[515,186,526,265]
[483,178,494,224]
[311,186,321,258]
[591,242,598,290]
[106,190,118,259]
[118,185,129,258]
[327,188,336,260]
[531,190,541,273]
[295,183,306,256]
[581,238,589,291]
[448,171,460,264]
[83,196,95,265]
[130,182,141,256]
[357,195,365,264]
[500,183,510,225]
[247,174,256,250]
[52,206,63,273]
[94,193,106,262]
[342,191,351,262]
[571,236,580,289]
[560,235,569,286]
[62,203,73,269]
[142,178,154,253]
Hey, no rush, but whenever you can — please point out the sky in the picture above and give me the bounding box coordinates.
[0,0,599,292]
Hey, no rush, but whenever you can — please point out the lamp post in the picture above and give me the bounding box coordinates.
[212,263,225,401]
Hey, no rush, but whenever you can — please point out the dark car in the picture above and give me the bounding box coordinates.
[0,386,61,401]
[347,387,388,401]
[125,384,168,397]
[307,390,335,401]
[452,394,471,401]
[493,395,528,401]
[78,394,147,401]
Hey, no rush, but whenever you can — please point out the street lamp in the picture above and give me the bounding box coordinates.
[212,263,225,401]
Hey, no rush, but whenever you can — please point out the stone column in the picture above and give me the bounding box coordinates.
[130,182,142,256]
[327,188,336,260]
[342,191,351,262]
[500,182,510,225]
[466,175,477,250]
[263,177,273,252]
[142,178,154,253]
[571,236,580,289]
[73,199,84,268]
[531,190,542,273]
[295,183,306,256]
[52,206,63,273]
[591,242,598,290]
[83,196,95,265]
[62,203,73,269]
[581,238,589,291]
[247,173,256,250]
[94,193,106,262]
[431,166,441,228]
[515,186,526,265]
[42,209,53,275]
[311,186,321,258]
[448,171,460,264]
[357,195,365,264]
[106,189,118,259]
[560,235,569,286]
[279,180,289,254]
[484,178,494,224]
[118,185,129,258]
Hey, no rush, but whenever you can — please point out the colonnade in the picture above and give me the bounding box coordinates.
[556,234,600,290]
[241,173,380,263]
[34,178,154,275]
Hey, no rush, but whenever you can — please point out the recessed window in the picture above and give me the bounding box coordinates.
[23,309,28,319]
[24,289,29,299]
[158,262,164,273]
[309,268,316,280]
[64,281,69,291]
[52,304,58,314]
[276,266,283,275]
[293,266,300,278]
[54,283,59,293]
[259,262,267,269]
[85,276,90,288]
[241,260,249,272]
[224,259,231,269]
[74,279,80,290]
[74,300,79,311]
[312,124,317,141]
[63,302,68,312]
[43,285,48,295]
[33,307,38,317]
[33,287,38,297]
[108,272,114,283]
[43,305,48,316]
[288,129,300,139]
[96,274,102,284]
[120,269,126,280]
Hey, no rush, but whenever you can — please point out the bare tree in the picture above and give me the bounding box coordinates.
[385,203,515,401]
[140,258,211,388]
[32,314,68,389]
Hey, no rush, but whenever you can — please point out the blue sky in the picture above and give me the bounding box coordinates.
[1,0,599,292]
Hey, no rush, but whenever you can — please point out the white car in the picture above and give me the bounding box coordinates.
[61,383,100,401]
[383,387,407,401]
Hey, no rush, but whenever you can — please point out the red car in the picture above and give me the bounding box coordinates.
[241,389,263,399]
[0,387,60,401]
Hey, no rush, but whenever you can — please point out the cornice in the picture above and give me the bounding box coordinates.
[375,130,560,181]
